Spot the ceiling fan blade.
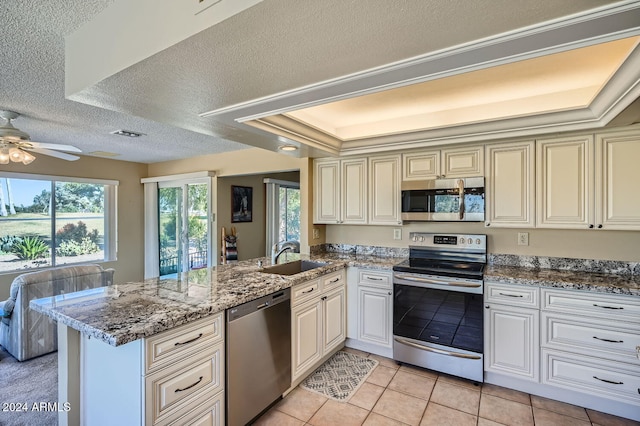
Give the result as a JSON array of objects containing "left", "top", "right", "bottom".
[
  {"left": 26, "top": 141, "right": 82, "bottom": 152},
  {"left": 29, "top": 148, "right": 80, "bottom": 161}
]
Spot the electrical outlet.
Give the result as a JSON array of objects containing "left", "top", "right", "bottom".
[
  {"left": 518, "top": 232, "right": 529, "bottom": 246},
  {"left": 393, "top": 228, "right": 402, "bottom": 240},
  {"left": 312, "top": 228, "right": 320, "bottom": 239}
]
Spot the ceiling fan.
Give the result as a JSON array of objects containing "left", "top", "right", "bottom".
[{"left": 0, "top": 110, "right": 82, "bottom": 164}]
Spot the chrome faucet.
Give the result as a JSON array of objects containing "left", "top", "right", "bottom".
[{"left": 271, "top": 240, "right": 299, "bottom": 264}]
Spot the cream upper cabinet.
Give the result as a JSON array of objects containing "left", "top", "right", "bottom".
[
  {"left": 369, "top": 154, "right": 402, "bottom": 225},
  {"left": 536, "top": 135, "right": 594, "bottom": 229},
  {"left": 485, "top": 141, "right": 535, "bottom": 228},
  {"left": 403, "top": 150, "right": 440, "bottom": 180},
  {"left": 313, "top": 159, "right": 341, "bottom": 224},
  {"left": 341, "top": 158, "right": 368, "bottom": 224},
  {"left": 595, "top": 129, "right": 640, "bottom": 230},
  {"left": 403, "top": 145, "right": 483, "bottom": 180},
  {"left": 313, "top": 158, "right": 367, "bottom": 224}
]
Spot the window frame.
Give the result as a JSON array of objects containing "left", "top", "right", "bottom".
[
  {"left": 264, "top": 178, "right": 300, "bottom": 255},
  {"left": 0, "top": 171, "right": 119, "bottom": 274}
]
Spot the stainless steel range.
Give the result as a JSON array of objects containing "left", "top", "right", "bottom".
[{"left": 393, "top": 232, "right": 486, "bottom": 382}]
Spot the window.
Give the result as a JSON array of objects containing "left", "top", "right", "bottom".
[{"left": 0, "top": 173, "right": 118, "bottom": 274}]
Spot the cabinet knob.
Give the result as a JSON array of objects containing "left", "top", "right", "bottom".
[
  {"left": 598, "top": 224, "right": 603, "bottom": 229},
  {"left": 485, "top": 305, "right": 490, "bottom": 309},
  {"left": 486, "top": 222, "right": 490, "bottom": 227},
  {"left": 388, "top": 292, "right": 392, "bottom": 296},
  {"left": 589, "top": 224, "right": 594, "bottom": 229}
]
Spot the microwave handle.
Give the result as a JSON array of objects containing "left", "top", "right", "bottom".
[{"left": 458, "top": 179, "right": 465, "bottom": 220}]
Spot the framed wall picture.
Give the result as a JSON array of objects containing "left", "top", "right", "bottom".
[{"left": 231, "top": 185, "right": 253, "bottom": 222}]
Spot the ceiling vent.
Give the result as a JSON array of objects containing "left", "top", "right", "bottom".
[{"left": 111, "top": 129, "right": 145, "bottom": 138}]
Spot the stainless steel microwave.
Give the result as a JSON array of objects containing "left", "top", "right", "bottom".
[{"left": 401, "top": 177, "right": 485, "bottom": 222}]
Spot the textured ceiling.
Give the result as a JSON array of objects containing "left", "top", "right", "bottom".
[
  {"left": 0, "top": 0, "right": 250, "bottom": 164},
  {"left": 0, "top": 0, "right": 629, "bottom": 164}
]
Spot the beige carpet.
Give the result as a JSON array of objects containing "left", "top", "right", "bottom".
[{"left": 0, "top": 346, "right": 58, "bottom": 426}]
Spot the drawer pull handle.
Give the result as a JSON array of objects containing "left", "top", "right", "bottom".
[
  {"left": 593, "top": 376, "right": 623, "bottom": 385},
  {"left": 368, "top": 277, "right": 384, "bottom": 281},
  {"left": 593, "top": 336, "right": 623, "bottom": 344},
  {"left": 329, "top": 277, "right": 340, "bottom": 283},
  {"left": 302, "top": 288, "right": 315, "bottom": 294},
  {"left": 498, "top": 292, "right": 523, "bottom": 298},
  {"left": 174, "top": 333, "right": 203, "bottom": 346},
  {"left": 175, "top": 376, "right": 204, "bottom": 393},
  {"left": 593, "top": 304, "right": 623, "bottom": 310}
]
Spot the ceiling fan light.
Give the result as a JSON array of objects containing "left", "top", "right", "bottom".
[
  {"left": 0, "top": 148, "right": 9, "bottom": 164},
  {"left": 9, "top": 147, "right": 24, "bottom": 162},
  {"left": 21, "top": 150, "right": 36, "bottom": 165}
]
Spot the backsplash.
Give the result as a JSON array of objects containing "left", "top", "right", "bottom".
[
  {"left": 489, "top": 254, "right": 640, "bottom": 276},
  {"left": 310, "top": 244, "right": 409, "bottom": 258}
]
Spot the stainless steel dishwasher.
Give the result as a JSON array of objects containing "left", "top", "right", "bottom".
[{"left": 226, "top": 288, "right": 291, "bottom": 426}]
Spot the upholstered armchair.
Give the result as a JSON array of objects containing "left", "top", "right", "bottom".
[{"left": 0, "top": 264, "right": 114, "bottom": 361}]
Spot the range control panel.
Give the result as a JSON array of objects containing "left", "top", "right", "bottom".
[{"left": 409, "top": 232, "right": 486, "bottom": 251}]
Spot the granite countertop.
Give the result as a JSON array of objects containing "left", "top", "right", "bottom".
[
  {"left": 485, "top": 264, "right": 640, "bottom": 297},
  {"left": 30, "top": 253, "right": 351, "bottom": 347}
]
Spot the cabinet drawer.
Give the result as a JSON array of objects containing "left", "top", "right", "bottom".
[
  {"left": 542, "top": 312, "right": 640, "bottom": 364},
  {"left": 161, "top": 389, "right": 224, "bottom": 426},
  {"left": 542, "top": 349, "right": 640, "bottom": 405},
  {"left": 146, "top": 343, "right": 224, "bottom": 425},
  {"left": 542, "top": 289, "right": 640, "bottom": 323},
  {"left": 485, "top": 282, "right": 539, "bottom": 308},
  {"left": 291, "top": 279, "right": 320, "bottom": 306},
  {"left": 358, "top": 269, "right": 392, "bottom": 289},
  {"left": 145, "top": 314, "right": 223, "bottom": 373},
  {"left": 322, "top": 270, "right": 345, "bottom": 292}
]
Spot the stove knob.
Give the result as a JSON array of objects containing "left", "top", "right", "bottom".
[
  {"left": 459, "top": 237, "right": 464, "bottom": 244},
  {"left": 476, "top": 238, "right": 481, "bottom": 245},
  {"left": 419, "top": 236, "right": 425, "bottom": 242},
  {"left": 467, "top": 238, "right": 472, "bottom": 244},
  {"left": 412, "top": 236, "right": 418, "bottom": 242}
]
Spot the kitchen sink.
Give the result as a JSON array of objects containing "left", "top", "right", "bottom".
[{"left": 260, "top": 260, "right": 328, "bottom": 276}]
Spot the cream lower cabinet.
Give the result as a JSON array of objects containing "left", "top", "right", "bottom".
[
  {"left": 291, "top": 270, "right": 346, "bottom": 383},
  {"left": 346, "top": 268, "right": 393, "bottom": 358},
  {"left": 81, "top": 313, "right": 225, "bottom": 426},
  {"left": 484, "top": 283, "right": 539, "bottom": 382}
]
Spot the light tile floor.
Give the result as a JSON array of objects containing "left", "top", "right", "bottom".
[{"left": 254, "top": 348, "right": 640, "bottom": 426}]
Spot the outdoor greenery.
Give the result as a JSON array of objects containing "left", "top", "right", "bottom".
[
  {"left": 56, "top": 221, "right": 100, "bottom": 246},
  {"left": 56, "top": 237, "right": 100, "bottom": 257},
  {"left": 10, "top": 236, "right": 49, "bottom": 261},
  {"left": 279, "top": 187, "right": 300, "bottom": 242}
]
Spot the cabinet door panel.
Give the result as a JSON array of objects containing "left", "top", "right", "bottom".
[
  {"left": 403, "top": 151, "right": 440, "bottom": 180},
  {"left": 358, "top": 287, "right": 391, "bottom": 347},
  {"left": 369, "top": 155, "right": 401, "bottom": 225},
  {"left": 323, "top": 288, "right": 346, "bottom": 353},
  {"left": 596, "top": 131, "right": 640, "bottom": 229},
  {"left": 314, "top": 160, "right": 340, "bottom": 223},
  {"left": 536, "top": 136, "right": 593, "bottom": 228},
  {"left": 442, "top": 146, "right": 483, "bottom": 177},
  {"left": 292, "top": 300, "right": 322, "bottom": 379},
  {"left": 342, "top": 159, "right": 367, "bottom": 224},
  {"left": 485, "top": 141, "right": 534, "bottom": 227},
  {"left": 485, "top": 304, "right": 539, "bottom": 381}
]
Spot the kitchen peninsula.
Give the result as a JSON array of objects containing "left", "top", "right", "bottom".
[{"left": 30, "top": 254, "right": 354, "bottom": 426}]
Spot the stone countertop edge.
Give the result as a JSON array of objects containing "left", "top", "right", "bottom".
[
  {"left": 30, "top": 254, "right": 352, "bottom": 347},
  {"left": 485, "top": 264, "right": 640, "bottom": 297}
]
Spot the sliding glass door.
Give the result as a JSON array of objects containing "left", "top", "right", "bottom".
[{"left": 158, "top": 182, "right": 209, "bottom": 277}]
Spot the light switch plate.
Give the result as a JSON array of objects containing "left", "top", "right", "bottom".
[
  {"left": 312, "top": 228, "right": 320, "bottom": 239},
  {"left": 393, "top": 228, "right": 402, "bottom": 240}
]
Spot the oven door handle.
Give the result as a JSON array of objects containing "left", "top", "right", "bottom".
[
  {"left": 394, "top": 273, "right": 481, "bottom": 288},
  {"left": 394, "top": 337, "right": 481, "bottom": 360}
]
